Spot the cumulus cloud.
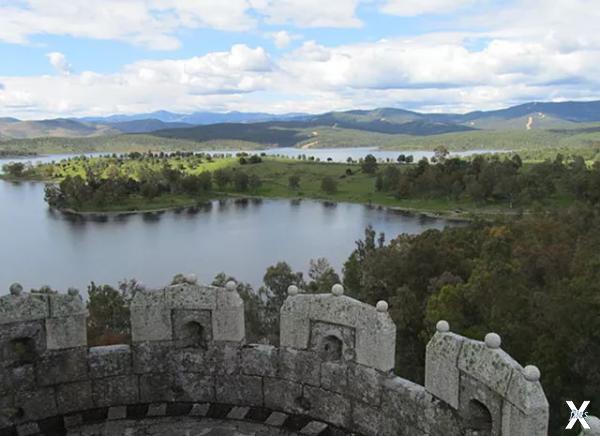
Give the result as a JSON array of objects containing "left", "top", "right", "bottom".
[
  {"left": 253, "top": 0, "right": 362, "bottom": 28},
  {"left": 1, "top": 0, "right": 599, "bottom": 118},
  {"left": 267, "top": 31, "right": 298, "bottom": 49},
  {"left": 0, "top": 0, "right": 361, "bottom": 49},
  {"left": 380, "top": 0, "right": 476, "bottom": 16},
  {"left": 46, "top": 52, "right": 72, "bottom": 75},
  {"left": 0, "top": 0, "right": 256, "bottom": 50}
]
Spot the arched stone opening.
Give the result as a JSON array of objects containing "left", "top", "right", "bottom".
[
  {"left": 319, "top": 335, "right": 343, "bottom": 361},
  {"left": 180, "top": 321, "right": 207, "bottom": 349},
  {"left": 465, "top": 399, "right": 492, "bottom": 436},
  {"left": 7, "top": 337, "right": 36, "bottom": 366}
]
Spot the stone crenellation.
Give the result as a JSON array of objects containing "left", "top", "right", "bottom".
[{"left": 0, "top": 281, "right": 552, "bottom": 436}]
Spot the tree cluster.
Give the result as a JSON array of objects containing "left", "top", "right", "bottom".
[{"left": 342, "top": 206, "right": 600, "bottom": 433}]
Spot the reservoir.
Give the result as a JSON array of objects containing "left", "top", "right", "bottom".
[{"left": 0, "top": 150, "right": 470, "bottom": 294}]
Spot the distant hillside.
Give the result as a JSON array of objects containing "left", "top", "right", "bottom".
[
  {"left": 151, "top": 122, "right": 311, "bottom": 147},
  {"left": 4, "top": 100, "right": 600, "bottom": 142},
  {"left": 82, "top": 110, "right": 307, "bottom": 125},
  {"left": 0, "top": 118, "right": 118, "bottom": 140},
  {"left": 107, "top": 119, "right": 195, "bottom": 133}
]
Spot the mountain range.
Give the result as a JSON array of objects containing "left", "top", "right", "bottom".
[{"left": 2, "top": 100, "right": 600, "bottom": 146}]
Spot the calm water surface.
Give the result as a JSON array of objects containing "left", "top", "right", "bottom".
[{"left": 0, "top": 150, "right": 468, "bottom": 294}]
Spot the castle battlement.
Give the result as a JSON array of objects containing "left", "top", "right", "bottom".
[{"left": 0, "top": 281, "right": 550, "bottom": 436}]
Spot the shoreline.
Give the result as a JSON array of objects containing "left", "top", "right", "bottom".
[{"left": 54, "top": 194, "right": 480, "bottom": 222}]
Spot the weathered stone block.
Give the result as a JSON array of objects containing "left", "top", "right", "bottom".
[
  {"left": 130, "top": 292, "right": 172, "bottom": 343},
  {"left": 212, "top": 309, "right": 245, "bottom": 342},
  {"left": 457, "top": 340, "right": 518, "bottom": 397},
  {"left": 16, "top": 422, "right": 39, "bottom": 436},
  {"left": 0, "top": 294, "right": 48, "bottom": 324},
  {"left": 347, "top": 364, "right": 382, "bottom": 405},
  {"left": 171, "top": 309, "right": 212, "bottom": 348},
  {"left": 352, "top": 401, "right": 382, "bottom": 436},
  {"left": 320, "top": 361, "right": 347, "bottom": 394},
  {"left": 0, "top": 365, "right": 36, "bottom": 395},
  {"left": 0, "top": 320, "right": 46, "bottom": 365},
  {"left": 15, "top": 388, "right": 57, "bottom": 421},
  {"left": 501, "top": 401, "right": 549, "bottom": 436},
  {"left": 92, "top": 375, "right": 139, "bottom": 407},
  {"left": 56, "top": 381, "right": 93, "bottom": 414},
  {"left": 215, "top": 375, "right": 262, "bottom": 407},
  {"left": 302, "top": 386, "right": 351, "bottom": 428},
  {"left": 139, "top": 373, "right": 174, "bottom": 403},
  {"left": 173, "top": 373, "right": 215, "bottom": 403},
  {"left": 279, "top": 293, "right": 396, "bottom": 372},
  {"left": 381, "top": 376, "right": 461, "bottom": 436},
  {"left": 45, "top": 315, "right": 87, "bottom": 350},
  {"left": 501, "top": 367, "right": 549, "bottom": 435},
  {"left": 132, "top": 342, "right": 172, "bottom": 374},
  {"left": 278, "top": 348, "right": 320, "bottom": 386},
  {"left": 88, "top": 345, "right": 132, "bottom": 379},
  {"left": 425, "top": 331, "right": 464, "bottom": 409},
  {"left": 36, "top": 348, "right": 88, "bottom": 386},
  {"left": 458, "top": 372, "right": 502, "bottom": 436},
  {"left": 263, "top": 377, "right": 303, "bottom": 415},
  {"left": 139, "top": 373, "right": 214, "bottom": 403},
  {"left": 47, "top": 293, "right": 86, "bottom": 318},
  {"left": 0, "top": 394, "right": 16, "bottom": 429},
  {"left": 168, "top": 347, "right": 209, "bottom": 374},
  {"left": 241, "top": 344, "right": 278, "bottom": 377},
  {"left": 204, "top": 343, "right": 241, "bottom": 375}
]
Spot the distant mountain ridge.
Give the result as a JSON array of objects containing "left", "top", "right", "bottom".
[
  {"left": 81, "top": 110, "right": 308, "bottom": 125},
  {"left": 2, "top": 100, "right": 600, "bottom": 142}
]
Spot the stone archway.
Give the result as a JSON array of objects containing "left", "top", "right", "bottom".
[{"left": 465, "top": 399, "right": 493, "bottom": 436}]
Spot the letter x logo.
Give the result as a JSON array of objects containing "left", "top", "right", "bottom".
[{"left": 566, "top": 401, "right": 590, "bottom": 430}]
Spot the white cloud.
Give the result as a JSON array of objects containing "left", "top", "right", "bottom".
[
  {"left": 267, "top": 30, "right": 299, "bottom": 49},
  {"left": 2, "top": 0, "right": 600, "bottom": 118},
  {"left": 252, "top": 0, "right": 362, "bottom": 28},
  {"left": 0, "top": 0, "right": 256, "bottom": 50},
  {"left": 380, "top": 0, "right": 476, "bottom": 16},
  {"left": 0, "top": 0, "right": 361, "bottom": 49},
  {"left": 46, "top": 52, "right": 72, "bottom": 75}
]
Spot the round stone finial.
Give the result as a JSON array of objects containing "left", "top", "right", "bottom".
[
  {"left": 436, "top": 320, "right": 450, "bottom": 333},
  {"left": 523, "top": 365, "right": 541, "bottom": 382},
  {"left": 67, "top": 288, "right": 80, "bottom": 297},
  {"left": 376, "top": 300, "right": 388, "bottom": 312},
  {"left": 287, "top": 285, "right": 299, "bottom": 296},
  {"left": 186, "top": 273, "right": 198, "bottom": 284},
  {"left": 485, "top": 332, "right": 502, "bottom": 349},
  {"left": 331, "top": 283, "right": 344, "bottom": 296},
  {"left": 9, "top": 282, "right": 23, "bottom": 296},
  {"left": 225, "top": 281, "right": 237, "bottom": 291}
]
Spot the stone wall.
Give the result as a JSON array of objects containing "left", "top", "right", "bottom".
[{"left": 0, "top": 281, "right": 549, "bottom": 436}]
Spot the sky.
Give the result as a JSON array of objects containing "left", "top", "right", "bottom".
[{"left": 0, "top": 0, "right": 599, "bottom": 119}]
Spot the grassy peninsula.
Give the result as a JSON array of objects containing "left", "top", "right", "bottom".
[{"left": 3, "top": 151, "right": 598, "bottom": 217}]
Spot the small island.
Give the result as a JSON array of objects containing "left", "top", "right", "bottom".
[{"left": 2, "top": 150, "right": 597, "bottom": 217}]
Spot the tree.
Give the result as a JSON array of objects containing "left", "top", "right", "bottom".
[
  {"left": 249, "top": 174, "right": 262, "bottom": 191},
  {"left": 375, "top": 173, "right": 384, "bottom": 191},
  {"left": 213, "top": 169, "right": 231, "bottom": 189},
  {"left": 321, "top": 176, "right": 337, "bottom": 194},
  {"left": 306, "top": 258, "right": 340, "bottom": 293},
  {"left": 3, "top": 162, "right": 25, "bottom": 177},
  {"left": 361, "top": 154, "right": 378, "bottom": 174},
  {"left": 234, "top": 171, "right": 249, "bottom": 191},
  {"left": 433, "top": 145, "right": 450, "bottom": 162},
  {"left": 288, "top": 174, "right": 300, "bottom": 189}
]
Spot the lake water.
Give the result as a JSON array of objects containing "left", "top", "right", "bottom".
[
  {"left": 1, "top": 146, "right": 499, "bottom": 165},
  {"left": 0, "top": 149, "right": 470, "bottom": 295}
]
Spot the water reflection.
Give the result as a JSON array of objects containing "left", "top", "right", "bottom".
[{"left": 0, "top": 173, "right": 465, "bottom": 295}]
